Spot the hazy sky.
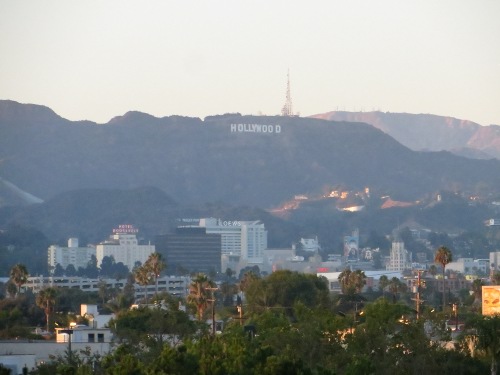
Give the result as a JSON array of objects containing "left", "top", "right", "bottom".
[{"left": 1, "top": 1, "right": 499, "bottom": 125}]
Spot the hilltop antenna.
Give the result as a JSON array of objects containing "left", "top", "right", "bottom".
[{"left": 281, "top": 69, "right": 294, "bottom": 117}]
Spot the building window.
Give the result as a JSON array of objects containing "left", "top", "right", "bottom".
[
  {"left": 98, "top": 333, "right": 104, "bottom": 343},
  {"left": 88, "top": 333, "right": 95, "bottom": 342}
]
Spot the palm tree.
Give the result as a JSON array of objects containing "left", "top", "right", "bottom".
[
  {"left": 134, "top": 266, "right": 152, "bottom": 304},
  {"left": 388, "top": 277, "right": 406, "bottom": 303},
  {"left": 435, "top": 246, "right": 452, "bottom": 311},
  {"left": 36, "top": 287, "right": 58, "bottom": 332},
  {"left": 219, "top": 281, "right": 238, "bottom": 306},
  {"left": 187, "top": 273, "right": 215, "bottom": 321},
  {"left": 338, "top": 268, "right": 366, "bottom": 295},
  {"left": 144, "top": 252, "right": 166, "bottom": 297},
  {"left": 9, "top": 263, "right": 29, "bottom": 296},
  {"left": 378, "top": 275, "right": 390, "bottom": 298}
]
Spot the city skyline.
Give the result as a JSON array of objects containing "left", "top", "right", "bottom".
[{"left": 1, "top": 1, "right": 499, "bottom": 126}]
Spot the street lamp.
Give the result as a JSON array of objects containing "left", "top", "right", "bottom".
[
  {"left": 452, "top": 303, "right": 458, "bottom": 331},
  {"left": 60, "top": 327, "right": 74, "bottom": 364}
]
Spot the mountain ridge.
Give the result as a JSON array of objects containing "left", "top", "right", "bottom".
[
  {"left": 310, "top": 110, "right": 500, "bottom": 159},
  {"left": 2, "top": 100, "right": 500, "bottom": 208}
]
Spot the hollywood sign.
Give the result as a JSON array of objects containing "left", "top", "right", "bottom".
[{"left": 230, "top": 123, "right": 282, "bottom": 134}]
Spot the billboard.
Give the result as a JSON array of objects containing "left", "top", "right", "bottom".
[
  {"left": 482, "top": 285, "right": 500, "bottom": 315},
  {"left": 343, "top": 230, "right": 359, "bottom": 259}
]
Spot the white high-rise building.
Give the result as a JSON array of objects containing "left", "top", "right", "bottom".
[
  {"left": 48, "top": 238, "right": 96, "bottom": 272},
  {"left": 386, "top": 241, "right": 411, "bottom": 272},
  {"left": 198, "top": 218, "right": 267, "bottom": 263},
  {"left": 95, "top": 225, "right": 155, "bottom": 271}
]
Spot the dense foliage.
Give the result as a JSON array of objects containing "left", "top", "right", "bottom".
[{"left": 2, "top": 268, "right": 499, "bottom": 374}]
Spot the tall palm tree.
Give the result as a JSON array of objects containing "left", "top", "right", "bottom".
[
  {"left": 144, "top": 252, "right": 166, "bottom": 297},
  {"left": 36, "top": 287, "right": 58, "bottom": 332},
  {"left": 9, "top": 263, "right": 29, "bottom": 296},
  {"left": 134, "top": 266, "right": 152, "bottom": 304},
  {"left": 435, "top": 246, "right": 452, "bottom": 311},
  {"left": 187, "top": 273, "right": 215, "bottom": 321}
]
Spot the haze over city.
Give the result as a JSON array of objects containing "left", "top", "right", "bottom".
[{"left": 1, "top": 0, "right": 499, "bottom": 125}]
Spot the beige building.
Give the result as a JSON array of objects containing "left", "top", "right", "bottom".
[
  {"left": 95, "top": 225, "right": 155, "bottom": 271},
  {"left": 386, "top": 242, "right": 411, "bottom": 272}
]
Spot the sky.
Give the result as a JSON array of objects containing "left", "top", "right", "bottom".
[{"left": 1, "top": 0, "right": 499, "bottom": 125}]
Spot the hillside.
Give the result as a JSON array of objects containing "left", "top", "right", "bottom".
[
  {"left": 310, "top": 111, "right": 500, "bottom": 159},
  {"left": 2, "top": 100, "right": 500, "bottom": 208}
]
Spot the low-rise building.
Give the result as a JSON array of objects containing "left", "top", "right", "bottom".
[
  {"left": 446, "top": 258, "right": 489, "bottom": 275},
  {"left": 23, "top": 275, "right": 191, "bottom": 299}
]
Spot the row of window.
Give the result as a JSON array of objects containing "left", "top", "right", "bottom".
[{"left": 88, "top": 333, "right": 105, "bottom": 343}]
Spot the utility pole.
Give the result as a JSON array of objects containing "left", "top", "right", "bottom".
[
  {"left": 60, "top": 327, "right": 74, "bottom": 364},
  {"left": 206, "top": 287, "right": 218, "bottom": 335},
  {"left": 452, "top": 303, "right": 458, "bottom": 331},
  {"left": 237, "top": 304, "right": 243, "bottom": 325},
  {"left": 411, "top": 270, "right": 425, "bottom": 320}
]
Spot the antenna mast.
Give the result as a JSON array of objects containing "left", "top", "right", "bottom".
[{"left": 281, "top": 69, "right": 294, "bottom": 117}]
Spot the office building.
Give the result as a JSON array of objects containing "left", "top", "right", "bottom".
[
  {"left": 199, "top": 218, "right": 267, "bottom": 263},
  {"left": 155, "top": 227, "right": 221, "bottom": 274}
]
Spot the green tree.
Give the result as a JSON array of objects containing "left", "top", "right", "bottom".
[
  {"left": 36, "top": 287, "right": 58, "bottom": 332},
  {"left": 134, "top": 265, "right": 152, "bottom": 304},
  {"left": 492, "top": 272, "right": 500, "bottom": 285},
  {"left": 243, "top": 271, "right": 330, "bottom": 319},
  {"left": 239, "top": 270, "right": 260, "bottom": 293},
  {"left": 100, "top": 344, "right": 145, "bottom": 375},
  {"left": 9, "top": 263, "right": 29, "bottom": 296},
  {"left": 6, "top": 281, "right": 17, "bottom": 298},
  {"left": 187, "top": 273, "right": 215, "bottom": 321},
  {"left": 378, "top": 275, "right": 390, "bottom": 298},
  {"left": 144, "top": 252, "right": 166, "bottom": 297},
  {"left": 388, "top": 276, "right": 407, "bottom": 303},
  {"left": 472, "top": 279, "right": 485, "bottom": 305},
  {"left": 219, "top": 281, "right": 238, "bottom": 306},
  {"left": 64, "top": 264, "right": 76, "bottom": 276},
  {"left": 148, "top": 344, "right": 199, "bottom": 374},
  {"left": 435, "top": 246, "right": 453, "bottom": 311},
  {"left": 110, "top": 296, "right": 196, "bottom": 348},
  {"left": 97, "top": 279, "right": 111, "bottom": 305},
  {"left": 338, "top": 268, "right": 366, "bottom": 295},
  {"left": 468, "top": 314, "right": 500, "bottom": 375}
]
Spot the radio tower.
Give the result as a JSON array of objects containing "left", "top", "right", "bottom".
[{"left": 281, "top": 70, "right": 294, "bottom": 117}]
